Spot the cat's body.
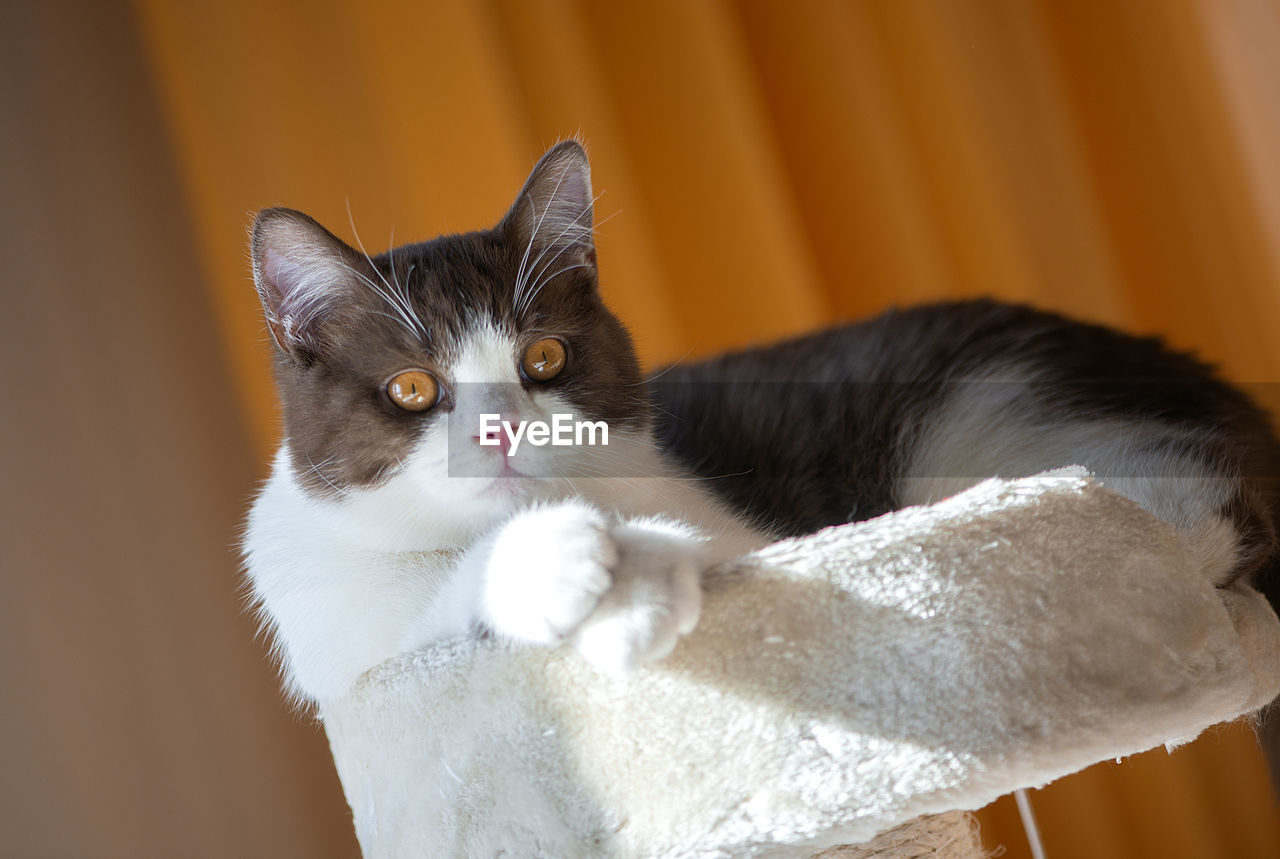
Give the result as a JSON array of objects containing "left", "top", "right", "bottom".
[
  {"left": 654, "top": 299, "right": 1280, "bottom": 590},
  {"left": 244, "top": 143, "right": 1280, "bottom": 777}
]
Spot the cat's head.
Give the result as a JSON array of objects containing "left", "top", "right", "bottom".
[{"left": 251, "top": 142, "right": 649, "bottom": 541}]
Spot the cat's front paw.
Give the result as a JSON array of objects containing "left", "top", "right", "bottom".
[
  {"left": 571, "top": 520, "right": 704, "bottom": 674},
  {"left": 481, "top": 505, "right": 706, "bottom": 673},
  {"left": 482, "top": 502, "right": 617, "bottom": 645}
]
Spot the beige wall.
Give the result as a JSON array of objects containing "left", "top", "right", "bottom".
[
  {"left": 3, "top": 0, "right": 1279, "bottom": 855},
  {"left": 0, "top": 3, "right": 356, "bottom": 856}
]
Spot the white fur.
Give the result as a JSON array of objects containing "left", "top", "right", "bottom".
[
  {"left": 243, "top": 325, "right": 767, "bottom": 706},
  {"left": 482, "top": 501, "right": 618, "bottom": 645}
]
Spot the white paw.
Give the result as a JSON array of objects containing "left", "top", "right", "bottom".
[
  {"left": 481, "top": 505, "right": 706, "bottom": 673},
  {"left": 571, "top": 521, "right": 704, "bottom": 674},
  {"left": 482, "top": 503, "right": 617, "bottom": 644}
]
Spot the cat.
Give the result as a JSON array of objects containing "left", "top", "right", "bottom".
[
  {"left": 244, "top": 142, "right": 768, "bottom": 707},
  {"left": 243, "top": 142, "right": 1280, "bottom": 777}
]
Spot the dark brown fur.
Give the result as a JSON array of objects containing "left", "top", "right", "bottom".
[{"left": 251, "top": 143, "right": 646, "bottom": 498}]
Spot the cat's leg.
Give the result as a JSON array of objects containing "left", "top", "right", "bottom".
[
  {"left": 480, "top": 501, "right": 620, "bottom": 647},
  {"left": 569, "top": 516, "right": 707, "bottom": 673},
  {"left": 480, "top": 500, "right": 708, "bottom": 673}
]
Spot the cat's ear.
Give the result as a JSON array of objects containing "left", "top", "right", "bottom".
[
  {"left": 250, "top": 208, "right": 364, "bottom": 360},
  {"left": 503, "top": 141, "right": 597, "bottom": 273}
]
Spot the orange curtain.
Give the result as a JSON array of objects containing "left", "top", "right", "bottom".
[{"left": 132, "top": 1, "right": 1280, "bottom": 855}]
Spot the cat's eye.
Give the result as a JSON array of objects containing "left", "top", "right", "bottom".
[
  {"left": 386, "top": 370, "right": 439, "bottom": 412},
  {"left": 521, "top": 337, "right": 567, "bottom": 382}
]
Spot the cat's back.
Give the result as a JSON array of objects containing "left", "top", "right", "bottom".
[
  {"left": 652, "top": 299, "right": 1279, "bottom": 537},
  {"left": 660, "top": 299, "right": 1240, "bottom": 390},
  {"left": 650, "top": 300, "right": 1040, "bottom": 534}
]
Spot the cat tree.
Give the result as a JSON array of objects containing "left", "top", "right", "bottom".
[{"left": 321, "top": 471, "right": 1280, "bottom": 857}]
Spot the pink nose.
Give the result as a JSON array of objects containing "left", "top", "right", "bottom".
[{"left": 475, "top": 424, "right": 511, "bottom": 456}]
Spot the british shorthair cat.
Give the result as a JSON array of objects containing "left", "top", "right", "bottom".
[{"left": 244, "top": 143, "right": 1280, "bottom": 782}]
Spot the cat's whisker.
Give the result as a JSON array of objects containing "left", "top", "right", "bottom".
[
  {"left": 403, "top": 264, "right": 416, "bottom": 296},
  {"left": 388, "top": 232, "right": 411, "bottom": 305},
  {"left": 303, "top": 453, "right": 350, "bottom": 498},
  {"left": 515, "top": 190, "right": 602, "bottom": 318},
  {"left": 334, "top": 256, "right": 425, "bottom": 341},
  {"left": 522, "top": 189, "right": 600, "bottom": 277},
  {"left": 346, "top": 202, "right": 429, "bottom": 341},
  {"left": 365, "top": 309, "right": 417, "bottom": 330},
  {"left": 335, "top": 261, "right": 422, "bottom": 340},
  {"left": 517, "top": 194, "right": 600, "bottom": 301},
  {"left": 630, "top": 399, "right": 681, "bottom": 425},
  {"left": 514, "top": 165, "right": 574, "bottom": 314},
  {"left": 513, "top": 209, "right": 540, "bottom": 314},
  {"left": 521, "top": 263, "right": 592, "bottom": 316},
  {"left": 523, "top": 217, "right": 592, "bottom": 283},
  {"left": 558, "top": 470, "right": 681, "bottom": 513},
  {"left": 636, "top": 350, "right": 697, "bottom": 386},
  {"left": 345, "top": 200, "right": 399, "bottom": 296},
  {"left": 542, "top": 448, "right": 669, "bottom": 483},
  {"left": 518, "top": 221, "right": 596, "bottom": 317},
  {"left": 398, "top": 263, "right": 424, "bottom": 339}
]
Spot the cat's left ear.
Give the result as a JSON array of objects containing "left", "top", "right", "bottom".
[
  {"left": 503, "top": 140, "right": 597, "bottom": 275},
  {"left": 249, "top": 208, "right": 368, "bottom": 361}
]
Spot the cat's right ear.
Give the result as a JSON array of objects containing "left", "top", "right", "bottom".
[
  {"left": 502, "top": 141, "right": 597, "bottom": 274},
  {"left": 250, "top": 208, "right": 362, "bottom": 361}
]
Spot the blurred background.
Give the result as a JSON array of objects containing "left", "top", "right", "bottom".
[{"left": 4, "top": 0, "right": 1280, "bottom": 855}]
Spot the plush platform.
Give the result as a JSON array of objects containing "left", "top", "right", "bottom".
[{"left": 322, "top": 471, "right": 1280, "bottom": 857}]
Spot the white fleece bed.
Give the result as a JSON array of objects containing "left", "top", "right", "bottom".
[{"left": 321, "top": 471, "right": 1280, "bottom": 858}]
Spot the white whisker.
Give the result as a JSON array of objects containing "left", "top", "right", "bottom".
[
  {"left": 335, "top": 261, "right": 421, "bottom": 339},
  {"left": 345, "top": 201, "right": 429, "bottom": 341},
  {"left": 520, "top": 264, "right": 592, "bottom": 315},
  {"left": 516, "top": 192, "right": 602, "bottom": 318},
  {"left": 512, "top": 163, "right": 604, "bottom": 318},
  {"left": 638, "top": 348, "right": 696, "bottom": 386},
  {"left": 513, "top": 166, "right": 572, "bottom": 315},
  {"left": 304, "top": 452, "right": 350, "bottom": 498}
]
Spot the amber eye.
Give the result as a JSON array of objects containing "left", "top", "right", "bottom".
[
  {"left": 386, "top": 370, "right": 438, "bottom": 412},
  {"left": 521, "top": 337, "right": 567, "bottom": 382}
]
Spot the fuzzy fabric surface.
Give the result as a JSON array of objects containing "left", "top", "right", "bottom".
[{"left": 321, "top": 472, "right": 1280, "bottom": 858}]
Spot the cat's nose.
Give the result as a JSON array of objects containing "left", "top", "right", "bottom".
[{"left": 475, "top": 424, "right": 512, "bottom": 456}]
